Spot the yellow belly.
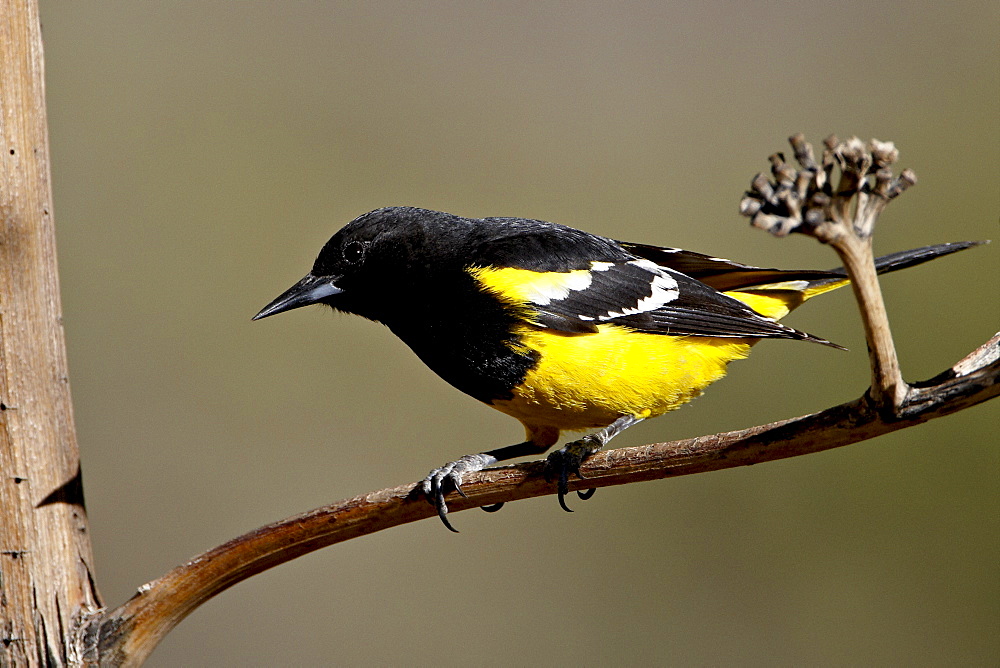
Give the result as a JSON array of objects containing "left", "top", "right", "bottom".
[{"left": 491, "top": 323, "right": 752, "bottom": 432}]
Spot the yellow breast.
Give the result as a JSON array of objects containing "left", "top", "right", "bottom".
[{"left": 491, "top": 323, "right": 752, "bottom": 432}]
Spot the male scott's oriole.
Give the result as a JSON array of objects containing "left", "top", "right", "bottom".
[{"left": 254, "top": 206, "right": 975, "bottom": 531}]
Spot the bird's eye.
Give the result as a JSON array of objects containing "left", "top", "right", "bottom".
[{"left": 342, "top": 241, "right": 367, "bottom": 264}]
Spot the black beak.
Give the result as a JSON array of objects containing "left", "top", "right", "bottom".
[{"left": 253, "top": 274, "right": 344, "bottom": 321}]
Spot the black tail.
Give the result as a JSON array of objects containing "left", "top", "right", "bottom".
[{"left": 833, "top": 241, "right": 986, "bottom": 277}]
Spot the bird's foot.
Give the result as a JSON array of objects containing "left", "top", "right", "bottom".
[
  {"left": 422, "top": 453, "right": 497, "bottom": 532},
  {"left": 545, "top": 435, "right": 601, "bottom": 513}
]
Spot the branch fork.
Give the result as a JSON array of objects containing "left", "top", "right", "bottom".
[{"left": 739, "top": 133, "right": 917, "bottom": 409}]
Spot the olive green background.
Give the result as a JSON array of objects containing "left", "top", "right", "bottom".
[{"left": 40, "top": 2, "right": 997, "bottom": 666}]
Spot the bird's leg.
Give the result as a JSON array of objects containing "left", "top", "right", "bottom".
[
  {"left": 422, "top": 436, "right": 554, "bottom": 532},
  {"left": 545, "top": 414, "right": 644, "bottom": 512}
]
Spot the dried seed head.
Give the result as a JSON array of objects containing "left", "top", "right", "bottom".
[{"left": 738, "top": 133, "right": 916, "bottom": 241}]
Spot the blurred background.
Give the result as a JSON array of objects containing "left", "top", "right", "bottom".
[{"left": 40, "top": 1, "right": 997, "bottom": 666}]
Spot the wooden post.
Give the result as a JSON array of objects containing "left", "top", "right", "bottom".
[{"left": 0, "top": 1, "right": 101, "bottom": 665}]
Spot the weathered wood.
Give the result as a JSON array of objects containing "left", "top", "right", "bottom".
[{"left": 0, "top": 2, "right": 101, "bottom": 665}]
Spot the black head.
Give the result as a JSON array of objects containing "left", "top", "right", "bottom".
[{"left": 252, "top": 207, "right": 475, "bottom": 323}]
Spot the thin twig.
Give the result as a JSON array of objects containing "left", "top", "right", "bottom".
[{"left": 832, "top": 234, "right": 906, "bottom": 407}]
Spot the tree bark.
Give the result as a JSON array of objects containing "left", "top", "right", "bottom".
[{"left": 0, "top": 2, "right": 101, "bottom": 665}]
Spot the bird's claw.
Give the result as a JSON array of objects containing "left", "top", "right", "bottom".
[
  {"left": 545, "top": 439, "right": 598, "bottom": 513},
  {"left": 421, "top": 453, "right": 497, "bottom": 532}
]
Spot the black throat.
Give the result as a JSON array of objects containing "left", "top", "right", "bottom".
[{"left": 379, "top": 277, "right": 537, "bottom": 405}]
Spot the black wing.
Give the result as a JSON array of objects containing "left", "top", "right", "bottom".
[
  {"left": 525, "top": 258, "right": 838, "bottom": 346},
  {"left": 468, "top": 223, "right": 840, "bottom": 346}
]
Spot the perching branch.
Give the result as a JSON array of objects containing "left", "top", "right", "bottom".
[
  {"left": 80, "top": 134, "right": 998, "bottom": 666},
  {"left": 83, "top": 332, "right": 1000, "bottom": 665}
]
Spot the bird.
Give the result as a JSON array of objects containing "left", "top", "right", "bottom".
[{"left": 253, "top": 206, "right": 976, "bottom": 531}]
